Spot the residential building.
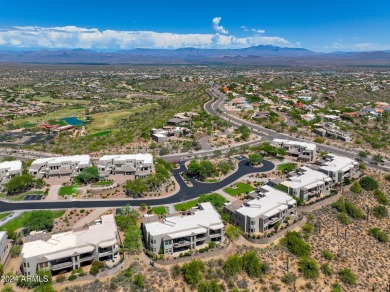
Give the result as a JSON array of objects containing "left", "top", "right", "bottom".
[
  {"left": 272, "top": 139, "right": 317, "bottom": 161},
  {"left": 281, "top": 166, "right": 333, "bottom": 201},
  {"left": 143, "top": 203, "right": 224, "bottom": 255},
  {"left": 28, "top": 155, "right": 91, "bottom": 179},
  {"left": 167, "top": 117, "right": 191, "bottom": 126},
  {"left": 0, "top": 231, "right": 8, "bottom": 263},
  {"left": 315, "top": 154, "right": 359, "bottom": 183},
  {"left": 97, "top": 154, "right": 153, "bottom": 178},
  {"left": 21, "top": 214, "right": 119, "bottom": 275},
  {"left": 224, "top": 185, "right": 296, "bottom": 233},
  {"left": 0, "top": 160, "right": 22, "bottom": 185},
  {"left": 314, "top": 127, "right": 352, "bottom": 142}
]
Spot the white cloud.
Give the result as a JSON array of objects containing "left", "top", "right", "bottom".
[
  {"left": 212, "top": 17, "right": 228, "bottom": 34},
  {"left": 251, "top": 28, "right": 265, "bottom": 34},
  {"left": 328, "top": 42, "right": 389, "bottom": 51},
  {"left": 0, "top": 25, "right": 291, "bottom": 50}
]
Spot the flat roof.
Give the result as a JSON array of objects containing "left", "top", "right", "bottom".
[
  {"left": 99, "top": 154, "right": 153, "bottom": 164},
  {"left": 22, "top": 214, "right": 117, "bottom": 259},
  {"left": 0, "top": 160, "right": 22, "bottom": 172},
  {"left": 273, "top": 139, "right": 316, "bottom": 151},
  {"left": 144, "top": 202, "right": 222, "bottom": 237},
  {"left": 281, "top": 166, "right": 332, "bottom": 189},
  {"left": 319, "top": 154, "right": 358, "bottom": 172},
  {"left": 31, "top": 155, "right": 91, "bottom": 166},
  {"left": 234, "top": 185, "right": 296, "bottom": 218}
]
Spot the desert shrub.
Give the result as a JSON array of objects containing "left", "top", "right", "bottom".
[
  {"left": 182, "top": 260, "right": 205, "bottom": 285},
  {"left": 171, "top": 264, "right": 181, "bottom": 279},
  {"left": 368, "top": 227, "right": 389, "bottom": 242},
  {"left": 372, "top": 205, "right": 388, "bottom": 219},
  {"left": 298, "top": 257, "right": 319, "bottom": 279},
  {"left": 198, "top": 280, "right": 221, "bottom": 292},
  {"left": 280, "top": 231, "right": 310, "bottom": 258},
  {"left": 322, "top": 263, "right": 333, "bottom": 276},
  {"left": 331, "top": 282, "right": 343, "bottom": 292},
  {"left": 337, "top": 213, "right": 350, "bottom": 225},
  {"left": 373, "top": 189, "right": 389, "bottom": 205},
  {"left": 223, "top": 254, "right": 242, "bottom": 278},
  {"left": 339, "top": 268, "right": 357, "bottom": 285},
  {"left": 350, "top": 182, "right": 362, "bottom": 194},
  {"left": 359, "top": 176, "right": 378, "bottom": 191},
  {"left": 322, "top": 249, "right": 334, "bottom": 261},
  {"left": 67, "top": 275, "right": 77, "bottom": 281},
  {"left": 303, "top": 222, "right": 314, "bottom": 234},
  {"left": 133, "top": 273, "right": 145, "bottom": 288},
  {"left": 281, "top": 272, "right": 296, "bottom": 284}
]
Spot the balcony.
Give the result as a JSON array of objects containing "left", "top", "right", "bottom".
[
  {"left": 209, "top": 233, "right": 222, "bottom": 238},
  {"left": 173, "top": 240, "right": 191, "bottom": 247},
  {"left": 196, "top": 235, "right": 207, "bottom": 241},
  {"left": 268, "top": 217, "right": 280, "bottom": 225},
  {"left": 79, "top": 253, "right": 96, "bottom": 262},
  {"left": 50, "top": 261, "right": 73, "bottom": 271}
]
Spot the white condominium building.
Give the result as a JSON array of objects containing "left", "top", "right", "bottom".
[
  {"left": 316, "top": 154, "right": 359, "bottom": 183},
  {"left": 0, "top": 160, "right": 22, "bottom": 185},
  {"left": 272, "top": 139, "right": 317, "bottom": 161},
  {"left": 224, "top": 185, "right": 297, "bottom": 233},
  {"left": 21, "top": 214, "right": 119, "bottom": 275},
  {"left": 28, "top": 155, "right": 91, "bottom": 178},
  {"left": 143, "top": 203, "right": 224, "bottom": 255},
  {"left": 97, "top": 154, "right": 153, "bottom": 178},
  {"left": 281, "top": 166, "right": 333, "bottom": 201}
]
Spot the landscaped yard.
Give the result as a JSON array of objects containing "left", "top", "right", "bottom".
[
  {"left": 87, "top": 104, "right": 158, "bottom": 133},
  {"left": 0, "top": 212, "right": 11, "bottom": 221},
  {"left": 91, "top": 181, "right": 113, "bottom": 187},
  {"left": 224, "top": 182, "right": 254, "bottom": 196},
  {"left": 59, "top": 186, "right": 78, "bottom": 196},
  {"left": 152, "top": 206, "right": 167, "bottom": 215},
  {"left": 0, "top": 210, "right": 65, "bottom": 234},
  {"left": 174, "top": 199, "right": 200, "bottom": 211},
  {"left": 0, "top": 190, "right": 45, "bottom": 201},
  {"left": 277, "top": 162, "right": 297, "bottom": 174}
]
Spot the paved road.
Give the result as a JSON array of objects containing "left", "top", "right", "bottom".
[
  {"left": 205, "top": 87, "right": 390, "bottom": 172},
  {"left": 0, "top": 159, "right": 275, "bottom": 212}
]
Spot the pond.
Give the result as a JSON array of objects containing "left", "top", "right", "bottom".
[{"left": 61, "top": 116, "right": 84, "bottom": 125}]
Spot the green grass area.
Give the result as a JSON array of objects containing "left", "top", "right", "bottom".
[
  {"left": 174, "top": 199, "right": 200, "bottom": 211},
  {"left": 152, "top": 206, "right": 167, "bottom": 215},
  {"left": 0, "top": 212, "right": 11, "bottom": 221},
  {"left": 13, "top": 107, "right": 86, "bottom": 126},
  {"left": 205, "top": 179, "right": 219, "bottom": 183},
  {"left": 21, "top": 122, "right": 37, "bottom": 128},
  {"left": 59, "top": 186, "right": 77, "bottom": 196},
  {"left": 224, "top": 182, "right": 254, "bottom": 196},
  {"left": 87, "top": 104, "right": 158, "bottom": 133},
  {"left": 277, "top": 163, "right": 297, "bottom": 173},
  {"left": 91, "top": 181, "right": 113, "bottom": 186},
  {"left": 0, "top": 210, "right": 65, "bottom": 234},
  {"left": 88, "top": 130, "right": 112, "bottom": 137}
]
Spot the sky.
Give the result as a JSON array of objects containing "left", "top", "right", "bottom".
[{"left": 0, "top": 0, "right": 389, "bottom": 52}]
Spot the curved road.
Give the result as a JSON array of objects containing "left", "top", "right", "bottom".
[
  {"left": 0, "top": 159, "right": 275, "bottom": 212},
  {"left": 205, "top": 87, "right": 390, "bottom": 172}
]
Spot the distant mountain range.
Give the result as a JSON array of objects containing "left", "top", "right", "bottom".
[{"left": 0, "top": 45, "right": 390, "bottom": 66}]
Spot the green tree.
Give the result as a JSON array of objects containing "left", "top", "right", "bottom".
[
  {"left": 358, "top": 150, "right": 368, "bottom": 160},
  {"left": 5, "top": 173, "right": 35, "bottom": 195},
  {"left": 298, "top": 257, "right": 319, "bottom": 279},
  {"left": 242, "top": 251, "right": 262, "bottom": 278},
  {"left": 225, "top": 225, "right": 242, "bottom": 241},
  {"left": 182, "top": 260, "right": 205, "bottom": 285},
  {"left": 123, "top": 225, "right": 142, "bottom": 253},
  {"left": 223, "top": 254, "right": 242, "bottom": 277},
  {"left": 24, "top": 211, "right": 54, "bottom": 232},
  {"left": 74, "top": 166, "right": 99, "bottom": 184},
  {"left": 115, "top": 209, "right": 139, "bottom": 231},
  {"left": 359, "top": 176, "right": 379, "bottom": 191},
  {"left": 125, "top": 179, "right": 147, "bottom": 197},
  {"left": 247, "top": 153, "right": 263, "bottom": 166}
]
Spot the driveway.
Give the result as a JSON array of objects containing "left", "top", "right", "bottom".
[{"left": 0, "top": 159, "right": 275, "bottom": 212}]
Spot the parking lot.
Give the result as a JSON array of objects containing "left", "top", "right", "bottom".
[{"left": 23, "top": 194, "right": 43, "bottom": 201}]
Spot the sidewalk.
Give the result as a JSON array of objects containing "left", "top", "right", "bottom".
[{"left": 0, "top": 210, "right": 24, "bottom": 227}]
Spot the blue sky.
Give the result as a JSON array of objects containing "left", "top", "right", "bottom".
[{"left": 0, "top": 0, "right": 389, "bottom": 51}]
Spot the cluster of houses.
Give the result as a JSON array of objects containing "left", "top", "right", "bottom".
[
  {"left": 150, "top": 112, "right": 196, "bottom": 143},
  {"left": 0, "top": 154, "right": 154, "bottom": 188}
]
